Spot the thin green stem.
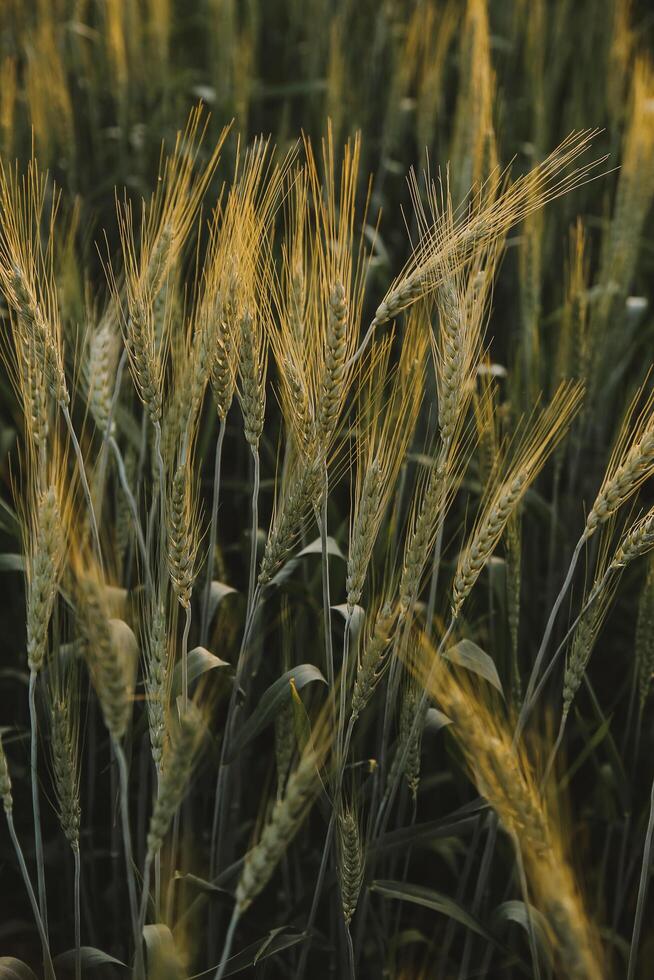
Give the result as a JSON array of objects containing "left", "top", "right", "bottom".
[
  {"left": 201, "top": 418, "right": 227, "bottom": 646},
  {"left": 521, "top": 533, "right": 586, "bottom": 712},
  {"left": 153, "top": 420, "right": 167, "bottom": 572},
  {"left": 96, "top": 347, "right": 128, "bottom": 519},
  {"left": 318, "top": 468, "right": 335, "bottom": 691},
  {"left": 29, "top": 669, "right": 48, "bottom": 940},
  {"left": 62, "top": 402, "right": 103, "bottom": 566},
  {"left": 182, "top": 602, "right": 192, "bottom": 711},
  {"left": 74, "top": 844, "right": 82, "bottom": 980},
  {"left": 109, "top": 435, "right": 150, "bottom": 584},
  {"left": 6, "top": 809, "right": 55, "bottom": 980},
  {"left": 137, "top": 852, "right": 153, "bottom": 964},
  {"left": 214, "top": 905, "right": 240, "bottom": 980},
  {"left": 627, "top": 774, "right": 654, "bottom": 980},
  {"left": 113, "top": 739, "right": 144, "bottom": 980},
  {"left": 374, "top": 618, "right": 455, "bottom": 841},
  {"left": 514, "top": 838, "right": 541, "bottom": 980},
  {"left": 294, "top": 716, "right": 356, "bottom": 979},
  {"left": 210, "top": 588, "right": 262, "bottom": 875},
  {"left": 345, "top": 924, "right": 355, "bottom": 980},
  {"left": 247, "top": 447, "right": 260, "bottom": 617}
]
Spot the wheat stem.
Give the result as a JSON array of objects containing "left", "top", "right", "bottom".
[
  {"left": 137, "top": 852, "right": 153, "bottom": 962},
  {"left": 516, "top": 571, "right": 609, "bottom": 740},
  {"left": 627, "top": 773, "right": 654, "bottom": 980},
  {"left": 522, "top": 533, "right": 586, "bottom": 711},
  {"left": 28, "top": 669, "right": 48, "bottom": 941},
  {"left": 201, "top": 418, "right": 226, "bottom": 646},
  {"left": 294, "top": 715, "right": 356, "bottom": 978},
  {"left": 210, "top": 588, "right": 262, "bottom": 874},
  {"left": 247, "top": 447, "right": 260, "bottom": 617},
  {"left": 374, "top": 618, "right": 455, "bottom": 841},
  {"left": 182, "top": 604, "right": 191, "bottom": 710},
  {"left": 62, "top": 402, "right": 103, "bottom": 565},
  {"left": 319, "top": 468, "right": 335, "bottom": 690},
  {"left": 213, "top": 905, "right": 240, "bottom": 980},
  {"left": 113, "top": 739, "right": 144, "bottom": 980},
  {"left": 74, "top": 844, "right": 81, "bottom": 980},
  {"left": 109, "top": 435, "right": 150, "bottom": 581},
  {"left": 97, "top": 347, "right": 128, "bottom": 519},
  {"left": 513, "top": 838, "right": 542, "bottom": 980},
  {"left": 153, "top": 420, "right": 166, "bottom": 569},
  {"left": 5, "top": 810, "right": 55, "bottom": 980}
]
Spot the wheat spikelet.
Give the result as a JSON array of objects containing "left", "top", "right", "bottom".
[
  {"left": 351, "top": 600, "right": 397, "bottom": 722},
  {"left": 77, "top": 574, "right": 134, "bottom": 740},
  {"left": 258, "top": 456, "right": 322, "bottom": 585},
  {"left": 84, "top": 307, "right": 121, "bottom": 435},
  {"left": 167, "top": 452, "right": 201, "bottom": 608},
  {"left": 210, "top": 310, "right": 238, "bottom": 422},
  {"left": 22, "top": 345, "right": 50, "bottom": 451},
  {"left": 586, "top": 389, "right": 654, "bottom": 534},
  {"left": 562, "top": 603, "right": 604, "bottom": 722},
  {"left": 453, "top": 382, "right": 583, "bottom": 615},
  {"left": 122, "top": 296, "right": 163, "bottom": 424},
  {"left": 400, "top": 451, "right": 449, "bottom": 612},
  {"left": 347, "top": 325, "right": 425, "bottom": 610},
  {"left": 611, "top": 506, "right": 654, "bottom": 567},
  {"left": 0, "top": 160, "right": 69, "bottom": 406},
  {"left": 236, "top": 744, "right": 323, "bottom": 912},
  {"left": 0, "top": 736, "right": 12, "bottom": 813},
  {"left": 409, "top": 638, "right": 604, "bottom": 979},
  {"left": 146, "top": 702, "right": 204, "bottom": 856},
  {"left": 144, "top": 600, "right": 172, "bottom": 771},
  {"left": 47, "top": 660, "right": 81, "bottom": 850},
  {"left": 26, "top": 486, "right": 64, "bottom": 673},
  {"left": 337, "top": 804, "right": 364, "bottom": 925},
  {"left": 399, "top": 676, "right": 424, "bottom": 801},
  {"left": 636, "top": 555, "right": 654, "bottom": 712},
  {"left": 373, "top": 130, "right": 604, "bottom": 328},
  {"left": 317, "top": 280, "right": 348, "bottom": 446},
  {"left": 238, "top": 311, "right": 266, "bottom": 449}
]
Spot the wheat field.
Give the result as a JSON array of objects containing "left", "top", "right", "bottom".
[{"left": 0, "top": 1, "right": 653, "bottom": 978}]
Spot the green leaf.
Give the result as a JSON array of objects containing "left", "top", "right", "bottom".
[
  {"left": 370, "top": 812, "right": 483, "bottom": 856},
  {"left": 296, "top": 536, "right": 344, "bottom": 560},
  {"left": 425, "top": 707, "right": 453, "bottom": 733},
  {"left": 143, "top": 924, "right": 184, "bottom": 980},
  {"left": 492, "top": 901, "right": 553, "bottom": 967},
  {"left": 208, "top": 581, "right": 238, "bottom": 627},
  {"left": 0, "top": 499, "right": 20, "bottom": 538},
  {"left": 487, "top": 556, "right": 507, "bottom": 618},
  {"left": 193, "top": 929, "right": 306, "bottom": 978},
  {"left": 444, "top": 639, "right": 503, "bottom": 695},
  {"left": 0, "top": 554, "right": 25, "bottom": 573},
  {"left": 108, "top": 619, "right": 139, "bottom": 687},
  {"left": 0, "top": 959, "right": 39, "bottom": 980},
  {"left": 53, "top": 947, "right": 127, "bottom": 970},
  {"left": 227, "top": 665, "right": 326, "bottom": 761},
  {"left": 173, "top": 871, "right": 232, "bottom": 895},
  {"left": 370, "top": 881, "right": 492, "bottom": 940},
  {"left": 171, "top": 647, "right": 230, "bottom": 698},
  {"left": 270, "top": 536, "right": 344, "bottom": 587},
  {"left": 331, "top": 603, "right": 365, "bottom": 643},
  {"left": 289, "top": 678, "right": 312, "bottom": 753}
]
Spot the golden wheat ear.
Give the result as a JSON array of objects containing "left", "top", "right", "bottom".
[
  {"left": 408, "top": 633, "right": 604, "bottom": 980},
  {"left": 452, "top": 381, "right": 584, "bottom": 616}
]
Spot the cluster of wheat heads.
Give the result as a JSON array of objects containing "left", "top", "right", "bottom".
[{"left": 0, "top": 95, "right": 653, "bottom": 980}]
